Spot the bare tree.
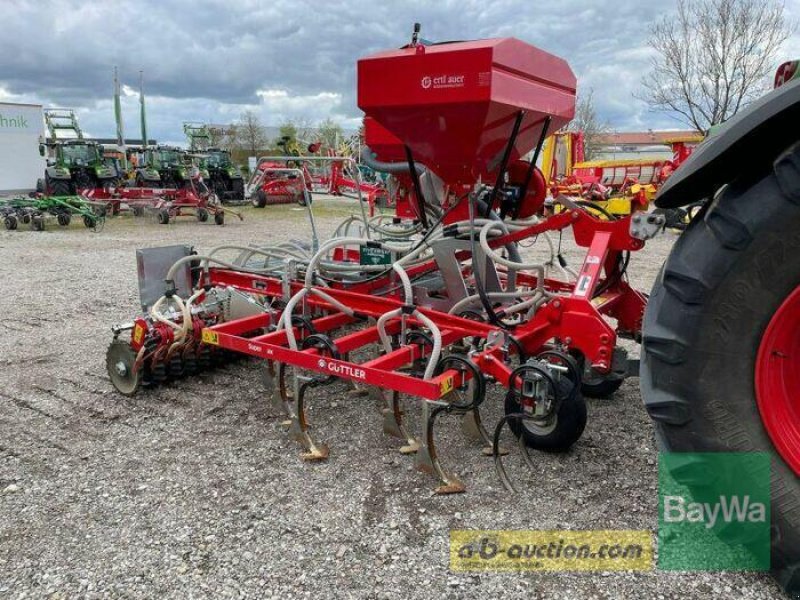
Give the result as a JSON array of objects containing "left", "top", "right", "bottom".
[
  {"left": 640, "top": 0, "right": 791, "bottom": 132},
  {"left": 567, "top": 89, "right": 609, "bottom": 161},
  {"left": 316, "top": 118, "right": 344, "bottom": 153},
  {"left": 207, "top": 126, "right": 225, "bottom": 148},
  {"left": 237, "top": 110, "right": 268, "bottom": 156}
]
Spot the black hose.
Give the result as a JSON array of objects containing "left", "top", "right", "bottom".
[{"left": 360, "top": 145, "right": 425, "bottom": 176}]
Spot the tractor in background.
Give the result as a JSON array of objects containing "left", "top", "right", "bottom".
[
  {"left": 203, "top": 148, "right": 245, "bottom": 202},
  {"left": 42, "top": 109, "right": 117, "bottom": 195},
  {"left": 130, "top": 145, "right": 193, "bottom": 189},
  {"left": 183, "top": 123, "right": 245, "bottom": 202}
]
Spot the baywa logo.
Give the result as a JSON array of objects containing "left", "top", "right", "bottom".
[
  {"left": 0, "top": 113, "right": 30, "bottom": 129},
  {"left": 421, "top": 76, "right": 432, "bottom": 89},
  {"left": 658, "top": 452, "right": 771, "bottom": 571},
  {"left": 663, "top": 494, "right": 766, "bottom": 529}
]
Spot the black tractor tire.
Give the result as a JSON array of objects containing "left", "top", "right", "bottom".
[
  {"left": 57, "top": 212, "right": 71, "bottom": 227},
  {"left": 641, "top": 142, "right": 800, "bottom": 595},
  {"left": 49, "top": 178, "right": 72, "bottom": 197},
  {"left": 31, "top": 215, "right": 45, "bottom": 231},
  {"left": 157, "top": 209, "right": 170, "bottom": 225},
  {"left": 4, "top": 215, "right": 18, "bottom": 230},
  {"left": 214, "top": 211, "right": 224, "bottom": 226},
  {"left": 230, "top": 178, "right": 245, "bottom": 201},
  {"left": 197, "top": 208, "right": 209, "bottom": 222},
  {"left": 73, "top": 171, "right": 94, "bottom": 192},
  {"left": 252, "top": 189, "right": 267, "bottom": 208},
  {"left": 505, "top": 375, "right": 587, "bottom": 452}
]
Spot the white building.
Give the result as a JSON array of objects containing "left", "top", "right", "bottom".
[{"left": 0, "top": 102, "right": 45, "bottom": 194}]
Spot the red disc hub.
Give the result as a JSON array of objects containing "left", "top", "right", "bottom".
[{"left": 755, "top": 285, "right": 800, "bottom": 475}]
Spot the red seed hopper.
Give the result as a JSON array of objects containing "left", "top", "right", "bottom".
[{"left": 358, "top": 37, "right": 577, "bottom": 186}]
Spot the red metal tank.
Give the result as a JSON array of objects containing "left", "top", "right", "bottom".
[
  {"left": 357, "top": 38, "right": 577, "bottom": 186},
  {"left": 364, "top": 117, "right": 406, "bottom": 163}
]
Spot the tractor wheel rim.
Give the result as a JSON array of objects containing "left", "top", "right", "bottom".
[{"left": 755, "top": 284, "right": 800, "bottom": 476}]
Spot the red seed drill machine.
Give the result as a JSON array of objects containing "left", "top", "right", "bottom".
[{"left": 106, "top": 26, "right": 662, "bottom": 493}]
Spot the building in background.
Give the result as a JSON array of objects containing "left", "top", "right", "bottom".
[
  {"left": 0, "top": 102, "right": 45, "bottom": 194},
  {"left": 594, "top": 130, "right": 702, "bottom": 161}
]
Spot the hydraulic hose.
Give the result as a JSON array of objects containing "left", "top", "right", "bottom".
[{"left": 360, "top": 145, "right": 425, "bottom": 176}]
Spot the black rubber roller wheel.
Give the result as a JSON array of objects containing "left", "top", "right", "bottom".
[
  {"left": 641, "top": 142, "right": 800, "bottom": 595},
  {"left": 504, "top": 364, "right": 586, "bottom": 452}
]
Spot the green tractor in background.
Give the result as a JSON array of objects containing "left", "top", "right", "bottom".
[
  {"left": 42, "top": 109, "right": 117, "bottom": 195},
  {"left": 184, "top": 122, "right": 245, "bottom": 202},
  {"left": 131, "top": 145, "right": 193, "bottom": 188},
  {"left": 203, "top": 148, "right": 244, "bottom": 201}
]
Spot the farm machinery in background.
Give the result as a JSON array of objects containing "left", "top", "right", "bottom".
[
  {"left": 183, "top": 122, "right": 245, "bottom": 203},
  {"left": 41, "top": 109, "right": 118, "bottom": 195},
  {"left": 541, "top": 129, "right": 702, "bottom": 222},
  {"left": 84, "top": 175, "right": 241, "bottom": 226},
  {"left": 108, "top": 29, "right": 664, "bottom": 501},
  {"left": 1, "top": 194, "right": 107, "bottom": 231},
  {"left": 246, "top": 151, "right": 390, "bottom": 212},
  {"left": 129, "top": 145, "right": 196, "bottom": 189},
  {"left": 246, "top": 133, "right": 390, "bottom": 212}
]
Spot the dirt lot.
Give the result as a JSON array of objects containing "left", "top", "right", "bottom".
[{"left": 0, "top": 199, "right": 785, "bottom": 599}]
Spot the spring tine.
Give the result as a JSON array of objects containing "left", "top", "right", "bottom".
[
  {"left": 414, "top": 400, "right": 435, "bottom": 473},
  {"left": 262, "top": 361, "right": 287, "bottom": 416},
  {"left": 462, "top": 408, "right": 508, "bottom": 456},
  {"left": 425, "top": 404, "right": 466, "bottom": 495},
  {"left": 519, "top": 426, "right": 536, "bottom": 471},
  {"left": 376, "top": 389, "right": 420, "bottom": 453},
  {"left": 375, "top": 388, "right": 403, "bottom": 438},
  {"left": 291, "top": 381, "right": 329, "bottom": 461},
  {"left": 493, "top": 414, "right": 526, "bottom": 494}
]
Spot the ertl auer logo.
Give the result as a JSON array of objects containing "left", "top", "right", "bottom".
[{"left": 420, "top": 73, "right": 465, "bottom": 89}]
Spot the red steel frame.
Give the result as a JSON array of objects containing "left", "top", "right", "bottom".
[{"left": 200, "top": 208, "right": 646, "bottom": 401}]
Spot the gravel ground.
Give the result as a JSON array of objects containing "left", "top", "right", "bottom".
[{"left": 0, "top": 199, "right": 786, "bottom": 599}]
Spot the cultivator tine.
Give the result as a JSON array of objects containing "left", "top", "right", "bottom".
[
  {"left": 260, "top": 361, "right": 289, "bottom": 416},
  {"left": 289, "top": 380, "right": 329, "bottom": 461},
  {"left": 372, "top": 388, "right": 420, "bottom": 453},
  {"left": 377, "top": 389, "right": 405, "bottom": 439},
  {"left": 492, "top": 413, "right": 539, "bottom": 493},
  {"left": 418, "top": 404, "right": 466, "bottom": 495},
  {"left": 493, "top": 414, "right": 521, "bottom": 493},
  {"left": 462, "top": 408, "right": 505, "bottom": 456}
]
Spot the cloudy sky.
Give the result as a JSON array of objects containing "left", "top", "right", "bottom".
[{"left": 2, "top": 0, "right": 800, "bottom": 145}]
